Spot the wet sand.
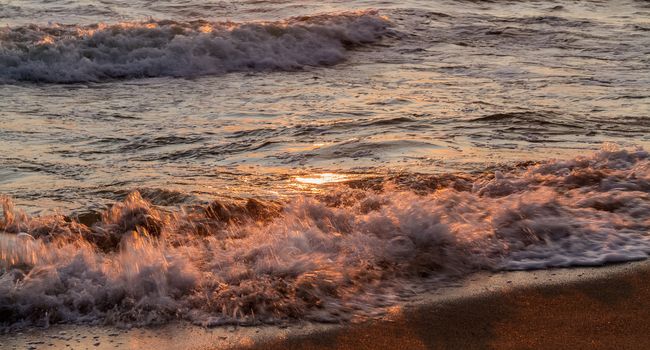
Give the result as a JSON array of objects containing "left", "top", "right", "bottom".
[
  {"left": 3, "top": 261, "right": 649, "bottom": 350},
  {"left": 245, "top": 261, "right": 650, "bottom": 350}
]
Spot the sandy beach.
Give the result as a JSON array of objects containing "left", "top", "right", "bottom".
[
  {"left": 3, "top": 260, "right": 649, "bottom": 350},
  {"left": 245, "top": 261, "right": 650, "bottom": 350}
]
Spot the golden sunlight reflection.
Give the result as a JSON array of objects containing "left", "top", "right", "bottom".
[
  {"left": 37, "top": 35, "right": 55, "bottom": 45},
  {"left": 294, "top": 173, "right": 349, "bottom": 185}
]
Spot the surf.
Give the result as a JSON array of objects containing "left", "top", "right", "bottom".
[
  {"left": 1, "top": 146, "right": 649, "bottom": 331},
  {"left": 0, "top": 11, "right": 391, "bottom": 83}
]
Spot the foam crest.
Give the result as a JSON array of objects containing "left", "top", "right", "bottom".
[
  {"left": 0, "top": 11, "right": 391, "bottom": 83},
  {"left": 1, "top": 147, "right": 649, "bottom": 330}
]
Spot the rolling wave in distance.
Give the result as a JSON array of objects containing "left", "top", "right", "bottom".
[{"left": 0, "top": 11, "right": 391, "bottom": 83}]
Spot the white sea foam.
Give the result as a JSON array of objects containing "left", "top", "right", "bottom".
[
  {"left": 1, "top": 146, "right": 649, "bottom": 329},
  {"left": 0, "top": 11, "right": 390, "bottom": 83}
]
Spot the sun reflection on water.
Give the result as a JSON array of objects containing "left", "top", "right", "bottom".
[{"left": 294, "top": 173, "right": 350, "bottom": 185}]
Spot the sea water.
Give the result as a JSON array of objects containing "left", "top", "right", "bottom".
[{"left": 1, "top": 0, "right": 649, "bottom": 330}]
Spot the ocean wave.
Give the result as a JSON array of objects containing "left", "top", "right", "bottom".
[
  {"left": 1, "top": 146, "right": 649, "bottom": 330},
  {"left": 0, "top": 11, "right": 391, "bottom": 83}
]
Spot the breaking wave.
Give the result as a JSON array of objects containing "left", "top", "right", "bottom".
[
  {"left": 0, "top": 11, "right": 391, "bottom": 83},
  {"left": 1, "top": 146, "right": 650, "bottom": 330}
]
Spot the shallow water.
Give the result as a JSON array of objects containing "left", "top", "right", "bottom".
[
  {"left": 2, "top": 0, "right": 649, "bottom": 212},
  {"left": 1, "top": 0, "right": 649, "bottom": 330}
]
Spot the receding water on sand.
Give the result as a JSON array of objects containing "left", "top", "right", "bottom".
[{"left": 2, "top": 260, "right": 649, "bottom": 349}]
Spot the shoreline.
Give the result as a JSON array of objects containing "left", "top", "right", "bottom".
[
  {"left": 246, "top": 261, "right": 650, "bottom": 350},
  {"left": 2, "top": 260, "right": 649, "bottom": 349}
]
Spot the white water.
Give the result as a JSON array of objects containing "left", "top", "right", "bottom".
[
  {"left": 0, "top": 11, "right": 390, "bottom": 83},
  {"left": 2, "top": 147, "right": 649, "bottom": 329}
]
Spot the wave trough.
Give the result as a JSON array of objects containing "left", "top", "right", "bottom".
[
  {"left": 1, "top": 147, "right": 649, "bottom": 330},
  {"left": 0, "top": 11, "right": 391, "bottom": 83}
]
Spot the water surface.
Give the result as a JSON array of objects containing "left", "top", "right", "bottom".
[{"left": 1, "top": 0, "right": 649, "bottom": 331}]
